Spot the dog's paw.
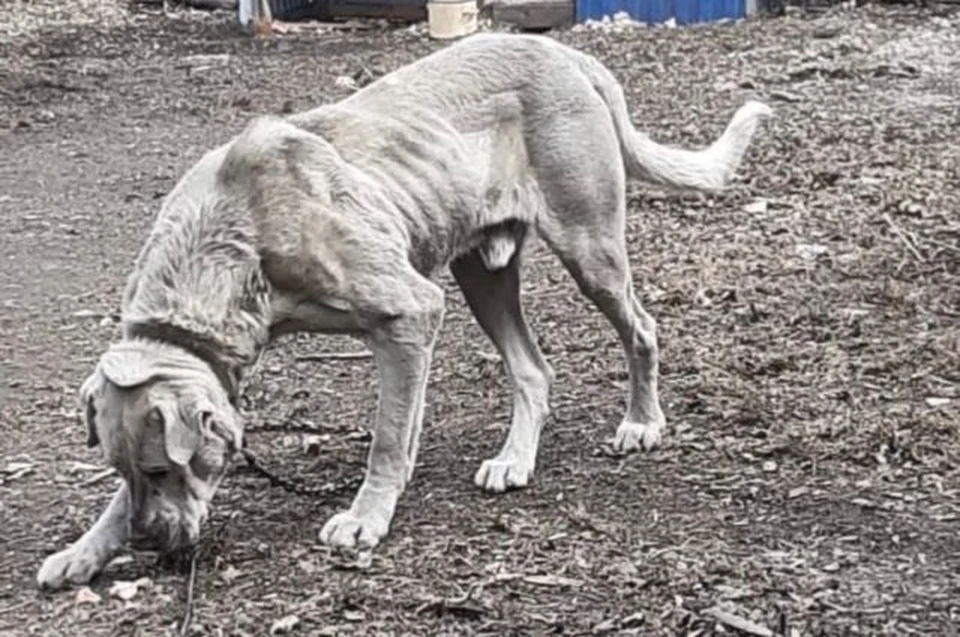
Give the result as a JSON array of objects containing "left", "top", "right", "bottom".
[
  {"left": 612, "top": 418, "right": 663, "bottom": 453},
  {"left": 319, "top": 511, "right": 389, "bottom": 550},
  {"left": 475, "top": 456, "right": 533, "bottom": 493},
  {"left": 37, "top": 543, "right": 109, "bottom": 590}
]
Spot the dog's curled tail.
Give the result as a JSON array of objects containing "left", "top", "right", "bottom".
[
  {"left": 625, "top": 101, "right": 773, "bottom": 192},
  {"left": 577, "top": 54, "right": 773, "bottom": 192}
]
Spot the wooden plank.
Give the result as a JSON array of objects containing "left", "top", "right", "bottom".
[
  {"left": 488, "top": 0, "right": 573, "bottom": 29},
  {"left": 327, "top": 0, "right": 427, "bottom": 20}
]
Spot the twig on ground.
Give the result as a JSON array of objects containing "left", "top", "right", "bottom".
[
  {"left": 883, "top": 213, "right": 927, "bottom": 263},
  {"left": 81, "top": 468, "right": 116, "bottom": 486},
  {"left": 179, "top": 553, "right": 198, "bottom": 637},
  {"left": 0, "top": 601, "right": 32, "bottom": 616},
  {"left": 704, "top": 607, "right": 774, "bottom": 637},
  {"left": 295, "top": 351, "right": 373, "bottom": 362}
]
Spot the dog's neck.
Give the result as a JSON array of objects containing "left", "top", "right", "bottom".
[{"left": 123, "top": 321, "right": 247, "bottom": 405}]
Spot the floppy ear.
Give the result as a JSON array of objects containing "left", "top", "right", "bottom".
[
  {"left": 198, "top": 404, "right": 243, "bottom": 454},
  {"left": 78, "top": 370, "right": 102, "bottom": 448},
  {"left": 153, "top": 402, "right": 202, "bottom": 467}
]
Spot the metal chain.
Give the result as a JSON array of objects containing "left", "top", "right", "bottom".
[{"left": 239, "top": 447, "right": 361, "bottom": 499}]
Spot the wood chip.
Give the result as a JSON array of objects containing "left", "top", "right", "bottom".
[
  {"left": 109, "top": 577, "right": 151, "bottom": 601},
  {"left": 522, "top": 574, "right": 584, "bottom": 587},
  {"left": 787, "top": 485, "right": 810, "bottom": 499},
  {"left": 704, "top": 607, "right": 774, "bottom": 637},
  {"left": 75, "top": 587, "right": 102, "bottom": 605},
  {"left": 295, "top": 351, "right": 373, "bottom": 362},
  {"left": 270, "top": 614, "right": 300, "bottom": 634},
  {"left": 220, "top": 565, "right": 242, "bottom": 584}
]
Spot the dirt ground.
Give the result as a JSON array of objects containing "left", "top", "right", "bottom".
[{"left": 1, "top": 3, "right": 958, "bottom": 636}]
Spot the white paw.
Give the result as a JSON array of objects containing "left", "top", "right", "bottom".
[
  {"left": 475, "top": 456, "right": 533, "bottom": 493},
  {"left": 612, "top": 418, "right": 663, "bottom": 453},
  {"left": 37, "top": 543, "right": 110, "bottom": 590},
  {"left": 319, "top": 511, "right": 389, "bottom": 550}
]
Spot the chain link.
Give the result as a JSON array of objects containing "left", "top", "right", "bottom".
[{"left": 238, "top": 447, "right": 361, "bottom": 498}]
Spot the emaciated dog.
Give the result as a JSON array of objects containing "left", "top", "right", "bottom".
[{"left": 38, "top": 32, "right": 771, "bottom": 589}]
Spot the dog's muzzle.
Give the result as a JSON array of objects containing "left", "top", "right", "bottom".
[{"left": 132, "top": 499, "right": 206, "bottom": 554}]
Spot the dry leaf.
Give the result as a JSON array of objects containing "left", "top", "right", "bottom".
[
  {"left": 796, "top": 243, "right": 829, "bottom": 260},
  {"left": 297, "top": 558, "right": 317, "bottom": 575},
  {"left": 75, "top": 586, "right": 101, "bottom": 605},
  {"left": 109, "top": 577, "right": 151, "bottom": 601},
  {"left": 220, "top": 565, "right": 242, "bottom": 584},
  {"left": 270, "top": 615, "right": 300, "bottom": 635},
  {"left": 302, "top": 434, "right": 324, "bottom": 456},
  {"left": 270, "top": 614, "right": 300, "bottom": 634}
]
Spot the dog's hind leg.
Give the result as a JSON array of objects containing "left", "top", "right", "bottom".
[
  {"left": 530, "top": 103, "right": 665, "bottom": 453},
  {"left": 451, "top": 238, "right": 553, "bottom": 493},
  {"left": 553, "top": 235, "right": 665, "bottom": 453},
  {"left": 318, "top": 267, "right": 445, "bottom": 550}
]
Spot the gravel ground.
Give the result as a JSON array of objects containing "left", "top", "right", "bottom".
[{"left": 1, "top": 3, "right": 958, "bottom": 636}]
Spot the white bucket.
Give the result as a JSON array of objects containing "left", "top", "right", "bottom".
[{"left": 427, "top": 0, "right": 479, "bottom": 39}]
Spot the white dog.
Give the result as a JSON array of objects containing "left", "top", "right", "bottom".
[{"left": 38, "top": 32, "right": 771, "bottom": 589}]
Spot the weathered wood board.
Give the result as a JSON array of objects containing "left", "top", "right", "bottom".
[{"left": 486, "top": 0, "right": 574, "bottom": 29}]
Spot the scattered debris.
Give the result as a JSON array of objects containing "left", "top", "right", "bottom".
[
  {"left": 770, "top": 89, "right": 803, "bottom": 103},
  {"left": 882, "top": 213, "right": 926, "bottom": 263},
  {"left": 522, "top": 574, "right": 584, "bottom": 588},
  {"left": 301, "top": 434, "right": 326, "bottom": 456},
  {"left": 788, "top": 486, "right": 811, "bottom": 499},
  {"left": 343, "top": 609, "right": 366, "bottom": 622},
  {"left": 270, "top": 614, "right": 300, "bottom": 634},
  {"left": 334, "top": 75, "right": 358, "bottom": 91},
  {"left": 109, "top": 577, "right": 152, "bottom": 602},
  {"left": 742, "top": 199, "right": 768, "bottom": 214},
  {"left": 68, "top": 462, "right": 103, "bottom": 474},
  {"left": 180, "top": 554, "right": 198, "bottom": 636},
  {"left": 176, "top": 54, "right": 231, "bottom": 70},
  {"left": 81, "top": 468, "right": 117, "bottom": 486},
  {"left": 573, "top": 11, "right": 647, "bottom": 33},
  {"left": 795, "top": 243, "right": 830, "bottom": 261},
  {"left": 294, "top": 351, "right": 373, "bottom": 362},
  {"left": 75, "top": 587, "right": 102, "bottom": 605},
  {"left": 704, "top": 607, "right": 774, "bottom": 637},
  {"left": 1, "top": 462, "right": 34, "bottom": 482},
  {"left": 176, "top": 54, "right": 232, "bottom": 75},
  {"left": 219, "top": 565, "right": 242, "bottom": 584}
]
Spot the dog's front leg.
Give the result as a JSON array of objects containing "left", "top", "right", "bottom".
[
  {"left": 319, "top": 278, "right": 444, "bottom": 550},
  {"left": 37, "top": 483, "right": 131, "bottom": 589}
]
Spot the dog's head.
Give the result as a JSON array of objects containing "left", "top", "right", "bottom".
[{"left": 80, "top": 340, "right": 242, "bottom": 554}]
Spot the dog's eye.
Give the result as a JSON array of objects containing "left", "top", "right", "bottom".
[{"left": 143, "top": 468, "right": 169, "bottom": 481}]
